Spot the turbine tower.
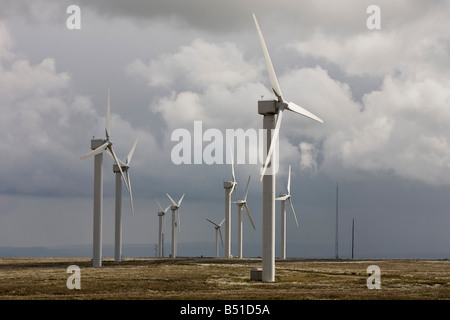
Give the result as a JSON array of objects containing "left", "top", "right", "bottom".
[
  {"left": 223, "top": 149, "right": 237, "bottom": 258},
  {"left": 80, "top": 85, "right": 129, "bottom": 268},
  {"left": 253, "top": 14, "right": 323, "bottom": 282},
  {"left": 206, "top": 218, "right": 225, "bottom": 258},
  {"left": 233, "top": 175, "right": 256, "bottom": 258},
  {"left": 155, "top": 199, "right": 170, "bottom": 258},
  {"left": 167, "top": 193, "right": 185, "bottom": 258},
  {"left": 111, "top": 137, "right": 138, "bottom": 263},
  {"left": 275, "top": 165, "right": 299, "bottom": 259}
]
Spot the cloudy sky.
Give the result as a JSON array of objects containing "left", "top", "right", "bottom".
[{"left": 0, "top": 0, "right": 449, "bottom": 259}]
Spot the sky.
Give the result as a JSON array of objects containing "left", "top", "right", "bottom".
[{"left": 0, "top": 0, "right": 449, "bottom": 259}]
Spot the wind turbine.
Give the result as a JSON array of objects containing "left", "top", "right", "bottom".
[
  {"left": 233, "top": 175, "right": 256, "bottom": 258},
  {"left": 253, "top": 14, "right": 323, "bottom": 282},
  {"left": 109, "top": 137, "right": 138, "bottom": 263},
  {"left": 223, "top": 148, "right": 237, "bottom": 258},
  {"left": 155, "top": 199, "right": 170, "bottom": 258},
  {"left": 275, "top": 165, "right": 299, "bottom": 260},
  {"left": 166, "top": 193, "right": 185, "bottom": 258},
  {"left": 80, "top": 85, "right": 129, "bottom": 268},
  {"left": 206, "top": 218, "right": 225, "bottom": 258}
]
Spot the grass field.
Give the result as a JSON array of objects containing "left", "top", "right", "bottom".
[{"left": 0, "top": 257, "right": 449, "bottom": 300}]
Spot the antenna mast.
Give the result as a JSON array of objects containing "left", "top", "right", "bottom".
[
  {"left": 335, "top": 183, "right": 339, "bottom": 259},
  {"left": 351, "top": 218, "right": 355, "bottom": 259}
]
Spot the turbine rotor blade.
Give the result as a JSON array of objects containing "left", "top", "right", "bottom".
[
  {"left": 275, "top": 195, "right": 289, "bottom": 201},
  {"left": 126, "top": 171, "right": 134, "bottom": 218},
  {"left": 287, "top": 165, "right": 291, "bottom": 195},
  {"left": 126, "top": 137, "right": 138, "bottom": 165},
  {"left": 206, "top": 219, "right": 219, "bottom": 228},
  {"left": 155, "top": 199, "right": 164, "bottom": 212},
  {"left": 286, "top": 101, "right": 323, "bottom": 124},
  {"left": 219, "top": 218, "right": 225, "bottom": 227},
  {"left": 253, "top": 14, "right": 283, "bottom": 100},
  {"left": 166, "top": 193, "right": 177, "bottom": 206},
  {"left": 109, "top": 145, "right": 129, "bottom": 192},
  {"left": 230, "top": 144, "right": 236, "bottom": 183},
  {"left": 243, "top": 203, "right": 256, "bottom": 230},
  {"left": 177, "top": 193, "right": 185, "bottom": 207},
  {"left": 106, "top": 84, "right": 111, "bottom": 139},
  {"left": 80, "top": 141, "right": 109, "bottom": 160},
  {"left": 243, "top": 175, "right": 251, "bottom": 201},
  {"left": 164, "top": 205, "right": 170, "bottom": 213},
  {"left": 260, "top": 107, "right": 284, "bottom": 180},
  {"left": 288, "top": 197, "right": 299, "bottom": 227},
  {"left": 219, "top": 228, "right": 224, "bottom": 247}
]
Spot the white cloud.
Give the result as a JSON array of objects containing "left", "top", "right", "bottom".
[
  {"left": 292, "top": 6, "right": 450, "bottom": 78},
  {"left": 126, "top": 38, "right": 260, "bottom": 90}
]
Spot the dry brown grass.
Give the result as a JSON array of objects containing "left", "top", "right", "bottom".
[{"left": 0, "top": 257, "right": 449, "bottom": 300}]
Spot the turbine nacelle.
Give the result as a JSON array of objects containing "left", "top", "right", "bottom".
[{"left": 223, "top": 181, "right": 235, "bottom": 189}]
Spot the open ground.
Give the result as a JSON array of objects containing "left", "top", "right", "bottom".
[{"left": 0, "top": 257, "right": 448, "bottom": 300}]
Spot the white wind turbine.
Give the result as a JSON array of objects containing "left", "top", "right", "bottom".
[
  {"left": 206, "top": 218, "right": 225, "bottom": 258},
  {"left": 166, "top": 193, "right": 185, "bottom": 258},
  {"left": 109, "top": 137, "right": 138, "bottom": 263},
  {"left": 80, "top": 85, "right": 130, "bottom": 268},
  {"left": 253, "top": 14, "right": 323, "bottom": 282},
  {"left": 233, "top": 175, "right": 256, "bottom": 258},
  {"left": 155, "top": 199, "right": 170, "bottom": 258},
  {"left": 223, "top": 148, "right": 237, "bottom": 258},
  {"left": 275, "top": 165, "right": 299, "bottom": 260}
]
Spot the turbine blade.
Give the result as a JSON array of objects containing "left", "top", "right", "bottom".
[
  {"left": 164, "top": 205, "right": 170, "bottom": 213},
  {"left": 105, "top": 149, "right": 126, "bottom": 167},
  {"left": 176, "top": 209, "right": 181, "bottom": 230},
  {"left": 126, "top": 137, "right": 138, "bottom": 165},
  {"left": 219, "top": 218, "right": 225, "bottom": 227},
  {"left": 219, "top": 228, "right": 224, "bottom": 247},
  {"left": 260, "top": 107, "right": 284, "bottom": 180},
  {"left": 243, "top": 175, "right": 251, "bottom": 201},
  {"left": 106, "top": 84, "right": 111, "bottom": 139},
  {"left": 109, "top": 145, "right": 129, "bottom": 192},
  {"left": 244, "top": 203, "right": 256, "bottom": 230},
  {"left": 80, "top": 141, "right": 109, "bottom": 160},
  {"left": 126, "top": 171, "right": 134, "bottom": 218},
  {"left": 166, "top": 193, "right": 177, "bottom": 206},
  {"left": 177, "top": 193, "right": 185, "bottom": 207},
  {"left": 275, "top": 195, "right": 289, "bottom": 201},
  {"left": 155, "top": 199, "right": 164, "bottom": 212},
  {"left": 206, "top": 219, "right": 219, "bottom": 227},
  {"left": 287, "top": 101, "right": 323, "bottom": 124},
  {"left": 287, "top": 165, "right": 291, "bottom": 195},
  {"left": 288, "top": 197, "right": 299, "bottom": 227},
  {"left": 253, "top": 14, "right": 283, "bottom": 100},
  {"left": 230, "top": 144, "right": 236, "bottom": 183}
]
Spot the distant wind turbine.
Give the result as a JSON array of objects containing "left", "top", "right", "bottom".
[
  {"left": 233, "top": 175, "right": 256, "bottom": 258},
  {"left": 223, "top": 148, "right": 237, "bottom": 258},
  {"left": 275, "top": 165, "right": 299, "bottom": 259},
  {"left": 166, "top": 193, "right": 185, "bottom": 258},
  {"left": 206, "top": 218, "right": 225, "bottom": 258},
  {"left": 80, "top": 85, "right": 129, "bottom": 268},
  {"left": 155, "top": 199, "right": 170, "bottom": 258},
  {"left": 108, "top": 137, "right": 138, "bottom": 263}
]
